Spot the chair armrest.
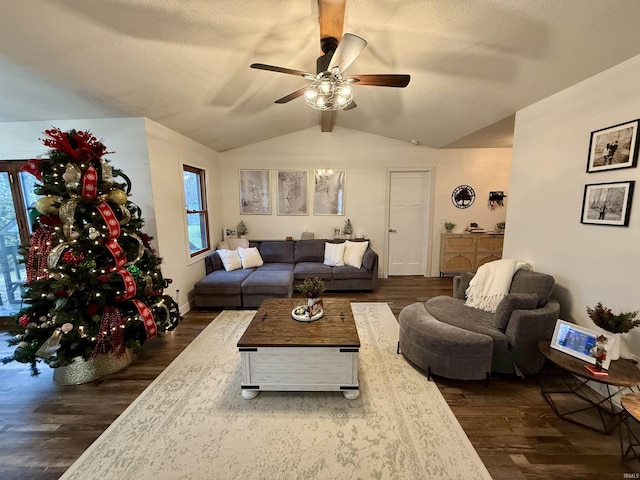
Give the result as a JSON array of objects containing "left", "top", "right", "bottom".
[
  {"left": 503, "top": 299, "right": 561, "bottom": 374},
  {"left": 453, "top": 272, "right": 474, "bottom": 299}
]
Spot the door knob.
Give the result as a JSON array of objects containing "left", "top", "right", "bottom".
[{"left": 389, "top": 229, "right": 397, "bottom": 233}]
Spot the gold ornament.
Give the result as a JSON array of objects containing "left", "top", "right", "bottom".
[
  {"left": 106, "top": 189, "right": 128, "bottom": 205},
  {"left": 35, "top": 196, "right": 60, "bottom": 215}
]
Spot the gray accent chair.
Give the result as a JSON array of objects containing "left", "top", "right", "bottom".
[{"left": 398, "top": 269, "right": 561, "bottom": 380}]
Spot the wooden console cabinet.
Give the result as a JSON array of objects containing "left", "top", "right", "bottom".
[{"left": 439, "top": 233, "right": 503, "bottom": 276}]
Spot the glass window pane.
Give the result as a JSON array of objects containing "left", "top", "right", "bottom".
[
  {"left": 19, "top": 171, "right": 41, "bottom": 233},
  {"left": 183, "top": 170, "right": 203, "bottom": 211},
  {"left": 187, "top": 213, "right": 208, "bottom": 254}
]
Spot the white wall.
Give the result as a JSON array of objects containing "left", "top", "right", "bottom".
[
  {"left": 143, "top": 119, "right": 221, "bottom": 312},
  {"left": 506, "top": 53, "right": 640, "bottom": 359},
  {"left": 220, "top": 127, "right": 511, "bottom": 277}
]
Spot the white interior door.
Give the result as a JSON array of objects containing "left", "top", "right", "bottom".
[{"left": 387, "top": 171, "right": 430, "bottom": 276}]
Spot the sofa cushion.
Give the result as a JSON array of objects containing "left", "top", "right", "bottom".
[
  {"left": 238, "top": 246, "right": 264, "bottom": 269},
  {"left": 217, "top": 249, "right": 242, "bottom": 271},
  {"left": 195, "top": 268, "right": 254, "bottom": 294},
  {"left": 205, "top": 251, "right": 223, "bottom": 274},
  {"left": 257, "top": 263, "right": 294, "bottom": 272},
  {"left": 493, "top": 293, "right": 539, "bottom": 330},
  {"left": 294, "top": 239, "right": 325, "bottom": 263},
  {"left": 425, "top": 296, "right": 509, "bottom": 352},
  {"left": 343, "top": 240, "right": 369, "bottom": 268},
  {"left": 259, "top": 241, "right": 294, "bottom": 263},
  {"left": 361, "top": 248, "right": 376, "bottom": 271},
  {"left": 509, "top": 270, "right": 555, "bottom": 307},
  {"left": 324, "top": 242, "right": 345, "bottom": 266},
  {"left": 293, "top": 262, "right": 333, "bottom": 280},
  {"left": 241, "top": 270, "right": 293, "bottom": 296},
  {"left": 332, "top": 265, "right": 373, "bottom": 280}
]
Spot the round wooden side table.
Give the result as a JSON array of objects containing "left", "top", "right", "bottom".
[
  {"left": 621, "top": 393, "right": 640, "bottom": 466},
  {"left": 538, "top": 341, "right": 640, "bottom": 434}
]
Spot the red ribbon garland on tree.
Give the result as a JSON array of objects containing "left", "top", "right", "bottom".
[
  {"left": 82, "top": 165, "right": 99, "bottom": 199},
  {"left": 114, "top": 268, "right": 137, "bottom": 301},
  {"left": 97, "top": 201, "right": 121, "bottom": 238},
  {"left": 131, "top": 299, "right": 157, "bottom": 339},
  {"left": 91, "top": 305, "right": 125, "bottom": 358},
  {"left": 105, "top": 239, "right": 127, "bottom": 268}
]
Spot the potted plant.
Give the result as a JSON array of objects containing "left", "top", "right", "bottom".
[
  {"left": 236, "top": 220, "right": 248, "bottom": 238},
  {"left": 495, "top": 221, "right": 506, "bottom": 233},
  {"left": 586, "top": 302, "right": 639, "bottom": 360},
  {"left": 343, "top": 219, "right": 353, "bottom": 239},
  {"left": 443, "top": 221, "right": 456, "bottom": 233}
]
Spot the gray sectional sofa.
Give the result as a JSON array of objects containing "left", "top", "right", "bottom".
[{"left": 194, "top": 239, "right": 378, "bottom": 308}]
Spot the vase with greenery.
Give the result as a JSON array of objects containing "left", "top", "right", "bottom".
[
  {"left": 236, "top": 220, "right": 248, "bottom": 237},
  {"left": 443, "top": 221, "right": 456, "bottom": 233},
  {"left": 495, "top": 221, "right": 506, "bottom": 233},
  {"left": 343, "top": 219, "right": 353, "bottom": 238},
  {"left": 586, "top": 302, "right": 639, "bottom": 360}
]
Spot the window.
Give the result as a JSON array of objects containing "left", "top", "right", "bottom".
[{"left": 183, "top": 164, "right": 210, "bottom": 257}]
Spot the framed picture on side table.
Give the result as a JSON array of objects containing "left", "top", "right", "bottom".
[
  {"left": 580, "top": 180, "right": 634, "bottom": 226},
  {"left": 587, "top": 120, "right": 640, "bottom": 173}
]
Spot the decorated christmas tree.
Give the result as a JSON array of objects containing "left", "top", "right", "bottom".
[{"left": 2, "top": 128, "right": 180, "bottom": 376}]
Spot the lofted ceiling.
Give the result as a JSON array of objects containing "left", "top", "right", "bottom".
[{"left": 1, "top": 1, "right": 640, "bottom": 152}]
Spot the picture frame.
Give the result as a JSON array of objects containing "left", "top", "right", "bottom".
[
  {"left": 313, "top": 169, "right": 345, "bottom": 215},
  {"left": 580, "top": 180, "right": 634, "bottom": 226},
  {"left": 239, "top": 170, "right": 271, "bottom": 215},
  {"left": 276, "top": 170, "right": 308, "bottom": 215},
  {"left": 587, "top": 120, "right": 639, "bottom": 173},
  {"left": 333, "top": 227, "right": 342, "bottom": 238}
]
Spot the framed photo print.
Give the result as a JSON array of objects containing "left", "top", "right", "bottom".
[
  {"left": 587, "top": 120, "right": 639, "bottom": 172},
  {"left": 313, "top": 169, "right": 345, "bottom": 215},
  {"left": 239, "top": 169, "right": 271, "bottom": 214},
  {"left": 581, "top": 180, "right": 634, "bottom": 226},
  {"left": 277, "top": 170, "right": 308, "bottom": 215}
]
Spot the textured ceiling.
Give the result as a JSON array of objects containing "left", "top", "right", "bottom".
[{"left": 1, "top": 1, "right": 640, "bottom": 152}]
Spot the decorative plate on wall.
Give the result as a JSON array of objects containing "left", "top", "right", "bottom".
[{"left": 451, "top": 185, "right": 475, "bottom": 209}]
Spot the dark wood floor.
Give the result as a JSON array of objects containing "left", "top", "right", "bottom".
[{"left": 0, "top": 277, "right": 637, "bottom": 479}]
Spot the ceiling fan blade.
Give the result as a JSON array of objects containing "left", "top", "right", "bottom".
[
  {"left": 346, "top": 74, "right": 411, "bottom": 87},
  {"left": 250, "top": 63, "right": 314, "bottom": 79},
  {"left": 274, "top": 87, "right": 308, "bottom": 104},
  {"left": 328, "top": 33, "right": 367, "bottom": 73},
  {"left": 319, "top": 0, "right": 345, "bottom": 44},
  {"left": 343, "top": 100, "right": 357, "bottom": 111},
  {"left": 321, "top": 111, "right": 334, "bottom": 132}
]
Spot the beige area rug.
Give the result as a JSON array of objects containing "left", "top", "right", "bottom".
[{"left": 60, "top": 303, "right": 491, "bottom": 480}]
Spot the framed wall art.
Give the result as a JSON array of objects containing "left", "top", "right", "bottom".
[
  {"left": 587, "top": 120, "right": 639, "bottom": 173},
  {"left": 313, "top": 169, "right": 345, "bottom": 215},
  {"left": 580, "top": 180, "right": 634, "bottom": 226},
  {"left": 277, "top": 170, "right": 308, "bottom": 215},
  {"left": 239, "top": 169, "right": 271, "bottom": 214}
]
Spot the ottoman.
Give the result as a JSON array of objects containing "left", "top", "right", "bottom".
[
  {"left": 398, "top": 302, "right": 492, "bottom": 381},
  {"left": 241, "top": 270, "right": 294, "bottom": 308}
]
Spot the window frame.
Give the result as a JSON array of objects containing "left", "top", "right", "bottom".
[{"left": 182, "top": 163, "right": 211, "bottom": 259}]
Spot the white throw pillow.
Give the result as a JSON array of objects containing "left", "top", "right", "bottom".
[
  {"left": 238, "top": 246, "right": 264, "bottom": 269},
  {"left": 324, "top": 242, "right": 346, "bottom": 266},
  {"left": 343, "top": 240, "right": 369, "bottom": 269},
  {"left": 217, "top": 249, "right": 242, "bottom": 271}
]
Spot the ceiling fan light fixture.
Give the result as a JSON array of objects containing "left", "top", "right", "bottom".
[{"left": 304, "top": 75, "right": 353, "bottom": 111}]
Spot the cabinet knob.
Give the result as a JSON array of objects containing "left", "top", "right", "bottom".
[{"left": 389, "top": 229, "right": 397, "bottom": 233}]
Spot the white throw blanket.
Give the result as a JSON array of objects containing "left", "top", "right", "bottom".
[{"left": 465, "top": 259, "right": 532, "bottom": 313}]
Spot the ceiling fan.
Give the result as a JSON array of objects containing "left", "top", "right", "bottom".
[{"left": 250, "top": 0, "right": 410, "bottom": 132}]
